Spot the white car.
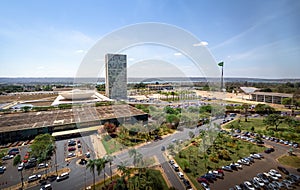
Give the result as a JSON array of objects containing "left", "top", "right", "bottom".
[
  {"left": 28, "top": 174, "right": 41, "bottom": 182},
  {"left": 253, "top": 177, "right": 264, "bottom": 187},
  {"left": 38, "top": 163, "right": 49, "bottom": 169},
  {"left": 244, "top": 181, "right": 255, "bottom": 190},
  {"left": 0, "top": 166, "right": 6, "bottom": 171},
  {"left": 265, "top": 172, "right": 278, "bottom": 181},
  {"left": 230, "top": 163, "right": 242, "bottom": 169},
  {"left": 269, "top": 169, "right": 282, "bottom": 178},
  {"left": 57, "top": 172, "right": 69, "bottom": 181},
  {"left": 201, "top": 182, "right": 210, "bottom": 190},
  {"left": 177, "top": 172, "right": 184, "bottom": 179},
  {"left": 17, "top": 163, "right": 24, "bottom": 171}
]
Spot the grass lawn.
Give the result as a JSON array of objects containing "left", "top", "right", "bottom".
[
  {"left": 278, "top": 155, "right": 300, "bottom": 168},
  {"left": 101, "top": 137, "right": 125, "bottom": 154},
  {"left": 224, "top": 118, "right": 300, "bottom": 143},
  {"left": 93, "top": 174, "right": 120, "bottom": 190},
  {"left": 174, "top": 134, "right": 265, "bottom": 190},
  {"left": 93, "top": 169, "right": 169, "bottom": 190}
]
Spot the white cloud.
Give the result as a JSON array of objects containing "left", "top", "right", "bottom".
[
  {"left": 193, "top": 41, "right": 208, "bottom": 46},
  {"left": 75, "top": 49, "right": 85, "bottom": 54},
  {"left": 174, "top": 52, "right": 182, "bottom": 56}
]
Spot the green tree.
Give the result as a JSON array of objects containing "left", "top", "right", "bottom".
[
  {"left": 30, "top": 134, "right": 55, "bottom": 163},
  {"left": 255, "top": 104, "right": 275, "bottom": 114},
  {"left": 96, "top": 158, "right": 106, "bottom": 187},
  {"left": 13, "top": 155, "right": 24, "bottom": 188},
  {"left": 242, "top": 103, "right": 249, "bottom": 122},
  {"left": 86, "top": 159, "right": 97, "bottom": 190},
  {"left": 263, "top": 114, "right": 283, "bottom": 131},
  {"left": 282, "top": 98, "right": 292, "bottom": 107},
  {"left": 105, "top": 155, "right": 114, "bottom": 182}
]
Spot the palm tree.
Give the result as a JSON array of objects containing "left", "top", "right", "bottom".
[
  {"left": 96, "top": 158, "right": 106, "bottom": 187},
  {"left": 86, "top": 159, "right": 97, "bottom": 190},
  {"left": 117, "top": 162, "right": 130, "bottom": 189},
  {"left": 13, "top": 155, "right": 24, "bottom": 189},
  {"left": 105, "top": 155, "right": 114, "bottom": 182},
  {"left": 242, "top": 103, "right": 249, "bottom": 122}
]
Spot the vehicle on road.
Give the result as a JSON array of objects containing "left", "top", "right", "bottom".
[
  {"left": 28, "top": 174, "right": 41, "bottom": 182},
  {"left": 264, "top": 148, "right": 275, "bottom": 153},
  {"left": 38, "top": 163, "right": 49, "bottom": 169},
  {"left": 57, "top": 172, "right": 69, "bottom": 181},
  {"left": 40, "top": 184, "right": 52, "bottom": 190}
]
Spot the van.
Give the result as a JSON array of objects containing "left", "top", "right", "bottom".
[
  {"left": 57, "top": 172, "right": 69, "bottom": 181},
  {"left": 172, "top": 164, "right": 179, "bottom": 171}
]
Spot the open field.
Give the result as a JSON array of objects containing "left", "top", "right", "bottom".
[
  {"left": 278, "top": 155, "right": 300, "bottom": 168},
  {"left": 0, "top": 94, "right": 57, "bottom": 103}
]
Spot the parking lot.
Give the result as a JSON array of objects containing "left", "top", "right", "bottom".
[{"left": 207, "top": 137, "right": 300, "bottom": 190}]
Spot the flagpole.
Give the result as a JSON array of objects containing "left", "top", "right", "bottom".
[{"left": 221, "top": 65, "right": 224, "bottom": 91}]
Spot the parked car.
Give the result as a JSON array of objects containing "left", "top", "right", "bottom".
[
  {"left": 253, "top": 177, "right": 265, "bottom": 187},
  {"left": 257, "top": 173, "right": 270, "bottom": 184},
  {"left": 17, "top": 163, "right": 24, "bottom": 171},
  {"left": 0, "top": 166, "right": 6, "bottom": 171},
  {"left": 177, "top": 172, "right": 184, "bottom": 179},
  {"left": 172, "top": 164, "right": 179, "bottom": 172},
  {"left": 197, "top": 177, "right": 209, "bottom": 184},
  {"left": 269, "top": 169, "right": 282, "bottom": 178},
  {"left": 201, "top": 182, "right": 210, "bottom": 190},
  {"left": 244, "top": 181, "right": 255, "bottom": 190},
  {"left": 182, "top": 178, "right": 192, "bottom": 188},
  {"left": 2, "top": 154, "right": 14, "bottom": 160},
  {"left": 67, "top": 153, "right": 76, "bottom": 158},
  {"left": 169, "top": 160, "right": 175, "bottom": 165},
  {"left": 8, "top": 148, "right": 19, "bottom": 155},
  {"left": 221, "top": 165, "right": 232, "bottom": 172},
  {"left": 234, "top": 185, "right": 242, "bottom": 190},
  {"left": 277, "top": 166, "right": 289, "bottom": 175},
  {"left": 68, "top": 147, "right": 76, "bottom": 151}
]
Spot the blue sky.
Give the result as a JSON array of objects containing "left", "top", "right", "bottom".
[{"left": 0, "top": 0, "right": 299, "bottom": 78}]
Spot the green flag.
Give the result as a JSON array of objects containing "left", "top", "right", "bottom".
[{"left": 218, "top": 62, "right": 224, "bottom": 67}]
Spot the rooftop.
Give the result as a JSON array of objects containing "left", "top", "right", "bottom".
[{"left": 0, "top": 104, "right": 146, "bottom": 132}]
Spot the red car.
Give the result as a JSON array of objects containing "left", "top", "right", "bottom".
[
  {"left": 197, "top": 177, "right": 209, "bottom": 184},
  {"left": 68, "top": 147, "right": 76, "bottom": 151}
]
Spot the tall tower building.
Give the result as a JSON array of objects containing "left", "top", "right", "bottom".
[{"left": 105, "top": 54, "right": 127, "bottom": 100}]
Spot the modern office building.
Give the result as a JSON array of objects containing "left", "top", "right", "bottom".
[
  {"left": 105, "top": 54, "right": 127, "bottom": 100},
  {"left": 249, "top": 92, "right": 293, "bottom": 104}
]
